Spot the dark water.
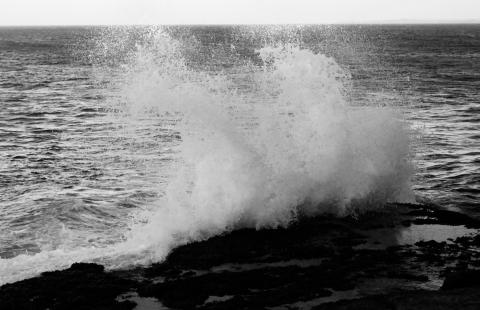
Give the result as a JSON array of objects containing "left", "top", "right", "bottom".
[{"left": 0, "top": 25, "right": 479, "bottom": 283}]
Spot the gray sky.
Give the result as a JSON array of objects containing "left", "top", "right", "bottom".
[{"left": 1, "top": 0, "right": 479, "bottom": 25}]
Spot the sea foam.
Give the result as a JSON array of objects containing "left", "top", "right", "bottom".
[{"left": 118, "top": 29, "right": 414, "bottom": 261}]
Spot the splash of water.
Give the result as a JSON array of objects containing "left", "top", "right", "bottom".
[
  {"left": 118, "top": 31, "right": 414, "bottom": 262},
  {"left": 0, "top": 28, "right": 414, "bottom": 285}
]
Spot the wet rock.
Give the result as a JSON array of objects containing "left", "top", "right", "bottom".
[
  {"left": 2, "top": 204, "right": 479, "bottom": 309},
  {"left": 144, "top": 216, "right": 353, "bottom": 278},
  {"left": 432, "top": 209, "right": 480, "bottom": 228},
  {"left": 386, "top": 270, "right": 429, "bottom": 282},
  {"left": 0, "top": 263, "right": 135, "bottom": 310},
  {"left": 415, "top": 240, "right": 446, "bottom": 248},
  {"left": 442, "top": 269, "right": 480, "bottom": 290},
  {"left": 313, "top": 287, "right": 480, "bottom": 310},
  {"left": 139, "top": 265, "right": 343, "bottom": 309}
]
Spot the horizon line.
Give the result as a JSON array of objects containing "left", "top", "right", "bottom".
[{"left": 1, "top": 20, "right": 480, "bottom": 27}]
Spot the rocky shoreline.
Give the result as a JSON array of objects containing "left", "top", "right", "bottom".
[{"left": 1, "top": 203, "right": 479, "bottom": 309}]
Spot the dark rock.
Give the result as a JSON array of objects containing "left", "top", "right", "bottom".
[
  {"left": 433, "top": 209, "right": 480, "bottom": 228},
  {"left": 139, "top": 265, "right": 340, "bottom": 309},
  {"left": 2, "top": 203, "right": 479, "bottom": 309},
  {"left": 415, "top": 240, "right": 445, "bottom": 248},
  {"left": 425, "top": 207, "right": 480, "bottom": 228},
  {"left": 386, "top": 270, "right": 429, "bottom": 282},
  {"left": 402, "top": 220, "right": 412, "bottom": 227},
  {"left": 144, "top": 216, "right": 354, "bottom": 278},
  {"left": 69, "top": 262, "right": 105, "bottom": 273},
  {"left": 403, "top": 202, "right": 480, "bottom": 228},
  {"left": 0, "top": 263, "right": 136, "bottom": 310},
  {"left": 442, "top": 269, "right": 480, "bottom": 290},
  {"left": 407, "top": 209, "right": 435, "bottom": 217},
  {"left": 314, "top": 296, "right": 396, "bottom": 310},
  {"left": 313, "top": 287, "right": 480, "bottom": 310}
]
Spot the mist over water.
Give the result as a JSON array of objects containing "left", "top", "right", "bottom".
[{"left": 4, "top": 25, "right": 478, "bottom": 284}]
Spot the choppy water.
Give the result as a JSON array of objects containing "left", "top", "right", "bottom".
[{"left": 0, "top": 25, "right": 479, "bottom": 284}]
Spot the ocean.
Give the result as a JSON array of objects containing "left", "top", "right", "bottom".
[{"left": 0, "top": 25, "right": 479, "bottom": 284}]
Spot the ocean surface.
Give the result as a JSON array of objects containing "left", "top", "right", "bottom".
[{"left": 0, "top": 25, "right": 479, "bottom": 284}]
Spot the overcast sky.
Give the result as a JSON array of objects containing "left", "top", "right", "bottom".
[{"left": 1, "top": 0, "right": 479, "bottom": 26}]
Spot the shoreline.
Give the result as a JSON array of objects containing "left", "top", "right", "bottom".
[{"left": 1, "top": 203, "right": 479, "bottom": 309}]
